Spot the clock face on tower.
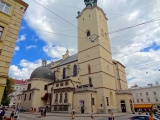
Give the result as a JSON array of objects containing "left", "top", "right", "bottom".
[{"left": 84, "top": 0, "right": 97, "bottom": 7}]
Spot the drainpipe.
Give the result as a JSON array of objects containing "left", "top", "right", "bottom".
[
  {"left": 70, "top": 79, "right": 75, "bottom": 109},
  {"left": 50, "top": 85, "right": 54, "bottom": 112}
]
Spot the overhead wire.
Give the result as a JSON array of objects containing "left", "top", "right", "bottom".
[
  {"left": 38, "top": 0, "right": 160, "bottom": 20},
  {"left": 33, "top": 0, "right": 86, "bottom": 34},
  {"left": 33, "top": 0, "right": 160, "bottom": 75}
]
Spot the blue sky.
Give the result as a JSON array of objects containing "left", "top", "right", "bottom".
[
  {"left": 9, "top": 0, "right": 160, "bottom": 87},
  {"left": 12, "top": 19, "right": 51, "bottom": 68}
]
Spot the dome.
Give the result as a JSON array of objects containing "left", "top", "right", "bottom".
[{"left": 30, "top": 66, "right": 54, "bottom": 80}]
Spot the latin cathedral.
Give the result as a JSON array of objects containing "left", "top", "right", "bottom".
[{"left": 16, "top": 0, "right": 134, "bottom": 114}]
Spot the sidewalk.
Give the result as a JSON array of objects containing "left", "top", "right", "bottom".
[
  {"left": 7, "top": 108, "right": 129, "bottom": 117},
  {"left": 26, "top": 112, "right": 128, "bottom": 117}
]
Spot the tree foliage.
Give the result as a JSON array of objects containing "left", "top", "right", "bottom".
[{"left": 1, "top": 77, "right": 15, "bottom": 106}]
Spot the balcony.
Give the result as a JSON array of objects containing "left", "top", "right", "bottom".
[
  {"left": 75, "top": 85, "right": 96, "bottom": 92},
  {"left": 116, "top": 90, "right": 132, "bottom": 95}
]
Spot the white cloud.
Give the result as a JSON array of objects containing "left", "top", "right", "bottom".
[
  {"left": 9, "top": 59, "right": 43, "bottom": 79},
  {"left": 11, "top": 0, "right": 160, "bottom": 87},
  {"left": 26, "top": 45, "right": 37, "bottom": 50},
  {"left": 43, "top": 45, "right": 77, "bottom": 59},
  {"left": 128, "top": 11, "right": 139, "bottom": 20},
  {"left": 14, "top": 46, "right": 20, "bottom": 51},
  {"left": 17, "top": 34, "right": 26, "bottom": 42}
]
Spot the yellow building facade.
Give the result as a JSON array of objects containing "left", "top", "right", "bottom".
[
  {"left": 17, "top": 1, "right": 134, "bottom": 114},
  {"left": 0, "top": 0, "right": 28, "bottom": 103}
]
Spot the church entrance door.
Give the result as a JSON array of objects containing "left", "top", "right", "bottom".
[
  {"left": 80, "top": 100, "right": 85, "bottom": 114},
  {"left": 120, "top": 100, "right": 126, "bottom": 112}
]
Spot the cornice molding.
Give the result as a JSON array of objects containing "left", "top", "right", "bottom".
[
  {"left": 77, "top": 6, "right": 108, "bottom": 20},
  {"left": 15, "top": 0, "right": 29, "bottom": 11}
]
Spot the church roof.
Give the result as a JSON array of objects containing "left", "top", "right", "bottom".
[
  {"left": 14, "top": 80, "right": 27, "bottom": 85},
  {"left": 58, "top": 54, "right": 78, "bottom": 66},
  {"left": 30, "top": 66, "right": 55, "bottom": 80}
]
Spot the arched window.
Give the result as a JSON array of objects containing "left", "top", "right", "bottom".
[
  {"left": 88, "top": 64, "right": 91, "bottom": 74},
  {"left": 63, "top": 68, "right": 66, "bottom": 79},
  {"left": 27, "top": 83, "right": 31, "bottom": 90},
  {"left": 73, "top": 64, "right": 77, "bottom": 76},
  {"left": 87, "top": 31, "right": 91, "bottom": 37}
]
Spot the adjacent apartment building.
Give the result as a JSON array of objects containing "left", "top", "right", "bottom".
[
  {"left": 0, "top": 0, "right": 28, "bottom": 103},
  {"left": 129, "top": 82, "right": 160, "bottom": 111},
  {"left": 9, "top": 79, "right": 27, "bottom": 107}
]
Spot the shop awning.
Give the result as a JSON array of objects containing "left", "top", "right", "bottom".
[{"left": 134, "top": 104, "right": 153, "bottom": 109}]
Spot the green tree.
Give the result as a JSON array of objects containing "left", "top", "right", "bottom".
[{"left": 1, "top": 77, "right": 15, "bottom": 106}]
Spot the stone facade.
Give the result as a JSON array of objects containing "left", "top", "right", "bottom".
[
  {"left": 18, "top": 2, "right": 133, "bottom": 114},
  {"left": 129, "top": 82, "right": 160, "bottom": 110},
  {"left": 0, "top": 0, "right": 28, "bottom": 103},
  {"left": 9, "top": 80, "right": 27, "bottom": 107}
]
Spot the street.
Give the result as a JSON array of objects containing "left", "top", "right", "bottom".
[
  {"left": 100, "top": 114, "right": 136, "bottom": 120},
  {"left": 4, "top": 110, "right": 138, "bottom": 120}
]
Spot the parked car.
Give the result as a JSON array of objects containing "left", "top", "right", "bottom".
[
  {"left": 155, "top": 114, "right": 160, "bottom": 119},
  {"left": 127, "top": 115, "right": 160, "bottom": 120}
]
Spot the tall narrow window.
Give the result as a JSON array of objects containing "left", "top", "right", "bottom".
[
  {"left": 92, "top": 98, "right": 94, "bottom": 105},
  {"left": 0, "top": 2, "right": 10, "bottom": 14},
  {"left": 89, "top": 77, "right": 92, "bottom": 87},
  {"left": 63, "top": 68, "right": 66, "bottom": 79},
  {"left": 59, "top": 93, "right": 63, "bottom": 103},
  {"left": 53, "top": 71, "right": 56, "bottom": 81},
  {"left": 55, "top": 93, "right": 58, "bottom": 102},
  {"left": 73, "top": 64, "right": 77, "bottom": 76},
  {"left": 0, "top": 26, "right": 4, "bottom": 39},
  {"left": 106, "top": 97, "right": 109, "bottom": 106},
  {"left": 29, "top": 93, "right": 32, "bottom": 101},
  {"left": 88, "top": 64, "right": 91, "bottom": 74},
  {"left": 27, "top": 83, "right": 31, "bottom": 90},
  {"left": 64, "top": 92, "right": 68, "bottom": 103},
  {"left": 87, "top": 31, "right": 90, "bottom": 37},
  {"left": 44, "top": 85, "right": 47, "bottom": 90},
  {"left": 24, "top": 94, "right": 26, "bottom": 101}
]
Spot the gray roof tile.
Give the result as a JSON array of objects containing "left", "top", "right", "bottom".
[{"left": 58, "top": 54, "right": 78, "bottom": 66}]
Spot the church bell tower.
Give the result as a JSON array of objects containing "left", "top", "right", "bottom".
[{"left": 77, "top": 0, "right": 117, "bottom": 111}]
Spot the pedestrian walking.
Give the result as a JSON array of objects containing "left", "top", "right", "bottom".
[
  {"left": 30, "top": 107, "right": 33, "bottom": 113},
  {"left": 90, "top": 110, "right": 94, "bottom": 120},
  {"left": 70, "top": 109, "right": 74, "bottom": 119},
  {"left": 14, "top": 109, "right": 19, "bottom": 120},
  {"left": 149, "top": 113, "right": 154, "bottom": 120},
  {"left": 1, "top": 108, "right": 5, "bottom": 119},
  {"left": 44, "top": 108, "right": 46, "bottom": 117},
  {"left": 10, "top": 111, "right": 14, "bottom": 120},
  {"left": 108, "top": 112, "right": 114, "bottom": 120}
]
